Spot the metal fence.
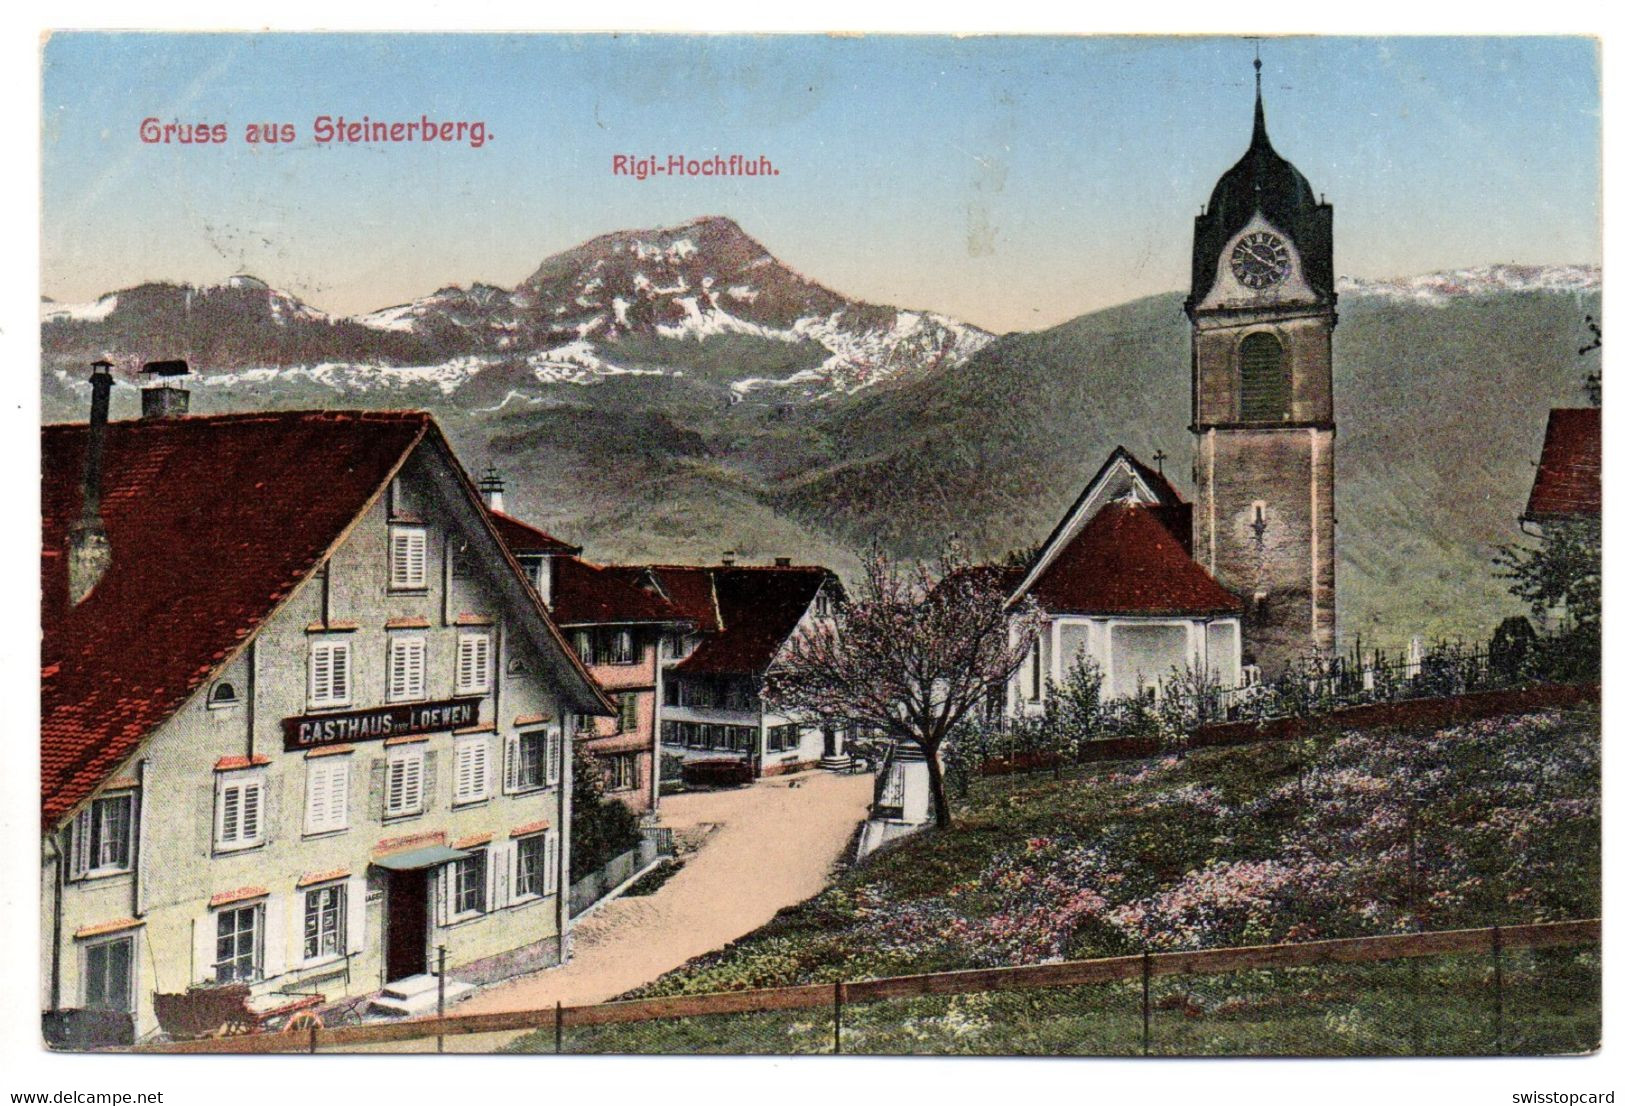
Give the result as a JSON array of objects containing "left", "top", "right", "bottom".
[{"left": 139, "top": 919, "right": 1598, "bottom": 1056}]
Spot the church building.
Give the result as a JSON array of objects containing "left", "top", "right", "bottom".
[{"left": 1186, "top": 59, "right": 1338, "bottom": 676}]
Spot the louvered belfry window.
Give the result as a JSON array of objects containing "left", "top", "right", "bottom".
[{"left": 1238, "top": 331, "right": 1289, "bottom": 422}]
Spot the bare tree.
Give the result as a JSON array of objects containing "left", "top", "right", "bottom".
[{"left": 766, "top": 545, "right": 1040, "bottom": 827}]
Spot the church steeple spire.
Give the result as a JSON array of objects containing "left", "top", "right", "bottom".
[{"left": 1251, "top": 52, "right": 1268, "bottom": 148}]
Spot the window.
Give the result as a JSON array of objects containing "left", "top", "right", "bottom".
[
  {"left": 389, "top": 477, "right": 416, "bottom": 518},
  {"left": 449, "top": 537, "right": 472, "bottom": 579},
  {"left": 454, "top": 736, "right": 491, "bottom": 804},
  {"left": 389, "top": 525, "right": 428, "bottom": 590},
  {"left": 1238, "top": 331, "right": 1289, "bottom": 422},
  {"left": 608, "top": 629, "right": 636, "bottom": 665},
  {"left": 208, "top": 680, "right": 240, "bottom": 708},
  {"left": 214, "top": 904, "right": 261, "bottom": 983},
  {"left": 385, "top": 747, "right": 426, "bottom": 818},
  {"left": 304, "top": 757, "right": 350, "bottom": 835},
  {"left": 814, "top": 589, "right": 834, "bottom": 617},
  {"left": 571, "top": 712, "right": 597, "bottom": 738},
  {"left": 768, "top": 724, "right": 800, "bottom": 753},
  {"left": 571, "top": 630, "right": 595, "bottom": 666},
  {"left": 71, "top": 793, "right": 134, "bottom": 877},
  {"left": 83, "top": 936, "right": 134, "bottom": 1012},
  {"left": 605, "top": 754, "right": 636, "bottom": 792},
  {"left": 505, "top": 729, "right": 556, "bottom": 792},
  {"left": 387, "top": 636, "right": 428, "bottom": 703},
  {"left": 308, "top": 640, "right": 351, "bottom": 708},
  {"left": 451, "top": 850, "right": 486, "bottom": 917},
  {"left": 514, "top": 834, "right": 547, "bottom": 899},
  {"left": 616, "top": 693, "right": 638, "bottom": 734},
  {"left": 215, "top": 774, "right": 265, "bottom": 851},
  {"left": 302, "top": 884, "right": 346, "bottom": 962},
  {"left": 456, "top": 632, "right": 491, "bottom": 695}
]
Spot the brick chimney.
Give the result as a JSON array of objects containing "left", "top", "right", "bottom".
[
  {"left": 139, "top": 358, "right": 190, "bottom": 418},
  {"left": 476, "top": 465, "right": 506, "bottom": 513},
  {"left": 774, "top": 556, "right": 791, "bottom": 567},
  {"left": 67, "top": 361, "right": 114, "bottom": 604},
  {"left": 720, "top": 550, "right": 737, "bottom": 567}
]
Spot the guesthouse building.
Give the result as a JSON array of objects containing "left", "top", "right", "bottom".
[{"left": 41, "top": 368, "right": 612, "bottom": 1044}]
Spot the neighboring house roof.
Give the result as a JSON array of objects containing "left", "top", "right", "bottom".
[
  {"left": 1023, "top": 502, "right": 1244, "bottom": 617},
  {"left": 1008, "top": 446, "right": 1189, "bottom": 607},
  {"left": 668, "top": 565, "right": 836, "bottom": 677},
  {"left": 487, "top": 510, "right": 582, "bottom": 556},
  {"left": 640, "top": 565, "right": 725, "bottom": 634},
  {"left": 41, "top": 409, "right": 607, "bottom": 831},
  {"left": 550, "top": 556, "right": 687, "bottom": 627},
  {"left": 1524, "top": 407, "right": 1601, "bottom": 522}
]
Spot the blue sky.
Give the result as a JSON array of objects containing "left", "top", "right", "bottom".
[{"left": 41, "top": 33, "right": 1600, "bottom": 332}]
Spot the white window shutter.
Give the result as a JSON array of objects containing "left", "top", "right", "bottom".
[
  {"left": 544, "top": 830, "right": 560, "bottom": 896},
  {"left": 70, "top": 809, "right": 92, "bottom": 879},
  {"left": 310, "top": 646, "right": 330, "bottom": 703},
  {"left": 434, "top": 866, "right": 450, "bottom": 928},
  {"left": 261, "top": 896, "right": 285, "bottom": 979},
  {"left": 331, "top": 760, "right": 350, "bottom": 829},
  {"left": 505, "top": 841, "right": 519, "bottom": 907},
  {"left": 345, "top": 875, "right": 367, "bottom": 954},
  {"left": 332, "top": 645, "right": 350, "bottom": 703},
  {"left": 193, "top": 914, "right": 217, "bottom": 984},
  {"left": 242, "top": 783, "right": 262, "bottom": 843},
  {"left": 304, "top": 765, "right": 327, "bottom": 835},
  {"left": 454, "top": 742, "right": 474, "bottom": 801},
  {"left": 545, "top": 729, "right": 561, "bottom": 787},
  {"left": 473, "top": 739, "right": 489, "bottom": 798},
  {"left": 504, "top": 734, "right": 519, "bottom": 793},
  {"left": 483, "top": 848, "right": 496, "bottom": 913}
]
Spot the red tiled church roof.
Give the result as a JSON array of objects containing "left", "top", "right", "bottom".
[
  {"left": 1525, "top": 407, "right": 1601, "bottom": 521},
  {"left": 486, "top": 510, "right": 581, "bottom": 555},
  {"left": 668, "top": 565, "right": 836, "bottom": 677},
  {"left": 1026, "top": 502, "right": 1243, "bottom": 617},
  {"left": 40, "top": 410, "right": 433, "bottom": 831},
  {"left": 550, "top": 556, "right": 686, "bottom": 627}
]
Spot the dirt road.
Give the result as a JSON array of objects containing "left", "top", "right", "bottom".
[{"left": 455, "top": 768, "right": 872, "bottom": 1016}]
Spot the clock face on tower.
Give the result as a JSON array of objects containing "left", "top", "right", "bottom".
[{"left": 1229, "top": 231, "right": 1292, "bottom": 290}]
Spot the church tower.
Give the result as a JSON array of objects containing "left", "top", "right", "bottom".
[{"left": 1187, "top": 60, "right": 1336, "bottom": 676}]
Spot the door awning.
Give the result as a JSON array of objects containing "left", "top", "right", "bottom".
[{"left": 371, "top": 845, "right": 469, "bottom": 871}]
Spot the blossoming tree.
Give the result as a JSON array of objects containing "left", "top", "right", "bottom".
[{"left": 766, "top": 545, "right": 1040, "bottom": 827}]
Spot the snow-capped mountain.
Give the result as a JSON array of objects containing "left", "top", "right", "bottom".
[
  {"left": 1337, "top": 264, "right": 1600, "bottom": 305},
  {"left": 42, "top": 217, "right": 992, "bottom": 404}
]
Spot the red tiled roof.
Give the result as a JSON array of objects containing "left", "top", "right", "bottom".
[
  {"left": 641, "top": 566, "right": 724, "bottom": 634},
  {"left": 671, "top": 565, "right": 836, "bottom": 676},
  {"left": 551, "top": 556, "right": 687, "bottom": 627},
  {"left": 1026, "top": 502, "right": 1243, "bottom": 617},
  {"left": 487, "top": 510, "right": 581, "bottom": 555},
  {"left": 41, "top": 410, "right": 433, "bottom": 831},
  {"left": 1525, "top": 408, "right": 1601, "bottom": 520}
]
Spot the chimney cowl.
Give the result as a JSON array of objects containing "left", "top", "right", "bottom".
[{"left": 720, "top": 550, "right": 737, "bottom": 566}]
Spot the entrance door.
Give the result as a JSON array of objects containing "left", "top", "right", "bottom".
[{"left": 384, "top": 869, "right": 430, "bottom": 981}]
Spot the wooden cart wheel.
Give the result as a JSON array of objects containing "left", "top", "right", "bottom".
[{"left": 284, "top": 1011, "right": 324, "bottom": 1034}]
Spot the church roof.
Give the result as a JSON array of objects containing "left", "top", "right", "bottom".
[
  {"left": 1024, "top": 502, "right": 1244, "bottom": 618},
  {"left": 1007, "top": 446, "right": 1190, "bottom": 607},
  {"left": 1524, "top": 407, "right": 1601, "bottom": 521},
  {"left": 1188, "top": 72, "right": 1334, "bottom": 308}
]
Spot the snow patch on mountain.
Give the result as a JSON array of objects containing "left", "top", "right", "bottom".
[
  {"left": 42, "top": 295, "right": 119, "bottom": 323},
  {"left": 1339, "top": 264, "right": 1600, "bottom": 306}
]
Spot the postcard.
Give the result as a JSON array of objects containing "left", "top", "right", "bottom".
[{"left": 34, "top": 30, "right": 1600, "bottom": 1066}]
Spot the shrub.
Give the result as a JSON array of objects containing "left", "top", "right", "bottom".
[{"left": 571, "top": 746, "right": 642, "bottom": 881}]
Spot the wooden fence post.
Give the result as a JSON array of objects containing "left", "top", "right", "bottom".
[
  {"left": 833, "top": 981, "right": 844, "bottom": 1055},
  {"left": 437, "top": 944, "right": 447, "bottom": 1054},
  {"left": 1141, "top": 951, "right": 1151, "bottom": 1056},
  {"left": 555, "top": 1000, "right": 563, "bottom": 1054},
  {"left": 1492, "top": 925, "right": 1504, "bottom": 1056},
  {"left": 308, "top": 1020, "right": 318, "bottom": 1055}
]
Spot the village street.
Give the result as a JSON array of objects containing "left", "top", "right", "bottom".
[{"left": 456, "top": 769, "right": 872, "bottom": 1017}]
